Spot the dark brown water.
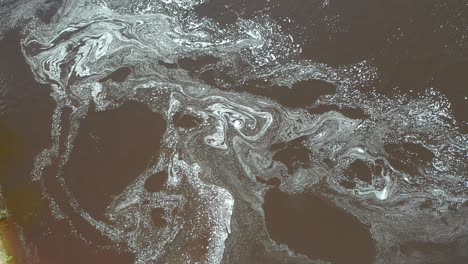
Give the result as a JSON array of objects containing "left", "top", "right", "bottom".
[
  {"left": 0, "top": 30, "right": 135, "bottom": 263},
  {"left": 263, "top": 189, "right": 376, "bottom": 264},
  {"left": 239, "top": 80, "right": 336, "bottom": 108},
  {"left": 64, "top": 101, "right": 166, "bottom": 219},
  {"left": 144, "top": 170, "right": 168, "bottom": 193},
  {"left": 0, "top": 0, "right": 467, "bottom": 263},
  {"left": 271, "top": 136, "right": 311, "bottom": 175}
]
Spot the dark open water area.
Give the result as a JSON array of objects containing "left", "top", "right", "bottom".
[{"left": 0, "top": 0, "right": 467, "bottom": 263}]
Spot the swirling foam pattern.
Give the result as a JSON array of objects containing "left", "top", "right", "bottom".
[{"left": 6, "top": 0, "right": 467, "bottom": 263}]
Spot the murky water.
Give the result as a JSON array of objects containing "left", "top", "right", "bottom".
[{"left": 0, "top": 0, "right": 467, "bottom": 263}]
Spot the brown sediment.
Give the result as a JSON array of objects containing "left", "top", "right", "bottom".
[
  {"left": 0, "top": 194, "right": 12, "bottom": 264},
  {"left": 263, "top": 189, "right": 376, "bottom": 264},
  {"left": 2, "top": 184, "right": 45, "bottom": 227},
  {"left": 0, "top": 29, "right": 57, "bottom": 264},
  {"left": 0, "top": 218, "right": 21, "bottom": 264},
  {"left": 0, "top": 187, "right": 29, "bottom": 264}
]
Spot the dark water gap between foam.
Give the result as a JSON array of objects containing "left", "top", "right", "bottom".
[
  {"left": 64, "top": 101, "right": 166, "bottom": 220},
  {"left": 263, "top": 188, "right": 376, "bottom": 264}
]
